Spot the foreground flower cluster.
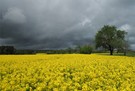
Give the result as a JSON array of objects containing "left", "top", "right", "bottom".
[{"left": 0, "top": 54, "right": 135, "bottom": 91}]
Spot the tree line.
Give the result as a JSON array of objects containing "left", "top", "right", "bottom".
[
  {"left": 0, "top": 45, "right": 93, "bottom": 54},
  {"left": 0, "top": 25, "right": 128, "bottom": 55},
  {"left": 0, "top": 46, "right": 16, "bottom": 54}
]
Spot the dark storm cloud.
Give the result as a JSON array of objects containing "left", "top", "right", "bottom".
[{"left": 0, "top": 0, "right": 135, "bottom": 50}]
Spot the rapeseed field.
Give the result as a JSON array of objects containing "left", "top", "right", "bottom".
[{"left": 0, "top": 54, "right": 135, "bottom": 91}]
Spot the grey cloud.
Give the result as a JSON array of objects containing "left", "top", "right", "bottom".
[
  {"left": 0, "top": 0, "right": 135, "bottom": 50},
  {"left": 3, "top": 8, "right": 26, "bottom": 24}
]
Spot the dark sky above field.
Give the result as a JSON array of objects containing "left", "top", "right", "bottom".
[{"left": 0, "top": 0, "right": 135, "bottom": 50}]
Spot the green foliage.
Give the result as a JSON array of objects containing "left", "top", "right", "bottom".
[
  {"left": 15, "top": 50, "right": 35, "bottom": 54},
  {"left": 80, "top": 45, "right": 93, "bottom": 54},
  {"left": 95, "top": 25, "right": 127, "bottom": 55},
  {"left": 0, "top": 46, "right": 16, "bottom": 54}
]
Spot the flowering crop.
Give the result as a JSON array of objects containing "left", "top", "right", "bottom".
[{"left": 0, "top": 54, "right": 135, "bottom": 91}]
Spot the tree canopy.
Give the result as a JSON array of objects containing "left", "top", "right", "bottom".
[
  {"left": 80, "top": 45, "right": 93, "bottom": 54},
  {"left": 95, "top": 25, "right": 127, "bottom": 55}
]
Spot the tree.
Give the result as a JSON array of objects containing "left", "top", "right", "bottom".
[
  {"left": 0, "top": 46, "right": 16, "bottom": 54},
  {"left": 123, "top": 40, "right": 128, "bottom": 56},
  {"left": 80, "top": 45, "right": 93, "bottom": 54},
  {"left": 95, "top": 25, "right": 127, "bottom": 55}
]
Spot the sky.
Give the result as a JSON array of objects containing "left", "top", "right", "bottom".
[{"left": 0, "top": 0, "right": 135, "bottom": 50}]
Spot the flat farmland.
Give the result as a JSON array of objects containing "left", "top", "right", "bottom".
[{"left": 0, "top": 54, "right": 135, "bottom": 91}]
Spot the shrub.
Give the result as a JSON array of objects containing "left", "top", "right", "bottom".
[{"left": 80, "top": 45, "right": 93, "bottom": 54}]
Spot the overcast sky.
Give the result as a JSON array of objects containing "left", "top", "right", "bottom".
[{"left": 0, "top": 0, "right": 135, "bottom": 50}]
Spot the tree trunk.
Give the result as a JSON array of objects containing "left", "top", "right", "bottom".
[
  {"left": 124, "top": 49, "right": 126, "bottom": 56},
  {"left": 110, "top": 49, "right": 113, "bottom": 55},
  {"left": 108, "top": 45, "right": 114, "bottom": 55}
]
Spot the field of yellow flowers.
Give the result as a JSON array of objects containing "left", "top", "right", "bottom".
[{"left": 0, "top": 54, "right": 135, "bottom": 91}]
